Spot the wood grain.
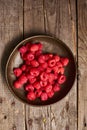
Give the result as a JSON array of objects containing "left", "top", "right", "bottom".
[
  {"left": 78, "top": 0, "right": 87, "bottom": 130},
  {"left": 0, "top": 0, "right": 25, "bottom": 130},
  {"left": 24, "top": 0, "right": 77, "bottom": 130}
]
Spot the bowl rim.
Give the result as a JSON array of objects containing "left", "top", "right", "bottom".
[{"left": 5, "top": 35, "right": 77, "bottom": 106}]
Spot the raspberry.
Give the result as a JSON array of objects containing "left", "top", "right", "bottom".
[
  {"left": 13, "top": 81, "right": 22, "bottom": 89},
  {"left": 41, "top": 62, "right": 48, "bottom": 69},
  {"left": 41, "top": 92, "right": 48, "bottom": 101},
  {"left": 58, "top": 67, "right": 64, "bottom": 74},
  {"left": 53, "top": 84, "right": 60, "bottom": 92},
  {"left": 40, "top": 81, "right": 47, "bottom": 87},
  {"left": 35, "top": 50, "right": 42, "bottom": 57},
  {"left": 38, "top": 43, "right": 43, "bottom": 50},
  {"left": 54, "top": 55, "right": 60, "bottom": 62},
  {"left": 26, "top": 74, "right": 35, "bottom": 80},
  {"left": 31, "top": 60, "right": 39, "bottom": 67},
  {"left": 30, "top": 44, "right": 39, "bottom": 52},
  {"left": 35, "top": 89, "right": 42, "bottom": 97},
  {"left": 48, "top": 59, "right": 56, "bottom": 67},
  {"left": 56, "top": 62, "right": 63, "bottom": 68},
  {"left": 25, "top": 84, "right": 34, "bottom": 91},
  {"left": 29, "top": 78, "right": 36, "bottom": 84},
  {"left": 21, "top": 65, "right": 27, "bottom": 71},
  {"left": 46, "top": 67, "right": 52, "bottom": 73},
  {"left": 61, "top": 58, "right": 69, "bottom": 66},
  {"left": 33, "top": 82, "right": 41, "bottom": 89},
  {"left": 37, "top": 66, "right": 44, "bottom": 72},
  {"left": 25, "top": 60, "right": 31, "bottom": 65},
  {"left": 30, "top": 68, "right": 39, "bottom": 77},
  {"left": 47, "top": 90, "right": 54, "bottom": 98},
  {"left": 25, "top": 43, "right": 31, "bottom": 49},
  {"left": 13, "top": 68, "right": 22, "bottom": 77},
  {"left": 38, "top": 55, "right": 46, "bottom": 63},
  {"left": 18, "top": 74, "right": 27, "bottom": 84},
  {"left": 53, "top": 66, "right": 58, "bottom": 73},
  {"left": 26, "top": 53, "right": 34, "bottom": 61},
  {"left": 45, "top": 85, "right": 52, "bottom": 93},
  {"left": 19, "top": 46, "right": 27, "bottom": 54},
  {"left": 48, "top": 73, "right": 55, "bottom": 83},
  {"left": 40, "top": 72, "right": 48, "bottom": 81},
  {"left": 58, "top": 75, "right": 66, "bottom": 84},
  {"left": 27, "top": 92, "right": 36, "bottom": 100}
]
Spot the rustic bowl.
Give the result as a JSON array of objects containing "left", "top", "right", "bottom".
[{"left": 5, "top": 35, "right": 76, "bottom": 106}]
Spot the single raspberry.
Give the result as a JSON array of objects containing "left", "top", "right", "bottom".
[
  {"left": 21, "top": 64, "right": 27, "bottom": 71},
  {"left": 40, "top": 81, "right": 47, "bottom": 87},
  {"left": 30, "top": 44, "right": 39, "bottom": 52},
  {"left": 35, "top": 50, "right": 42, "bottom": 57},
  {"left": 38, "top": 43, "right": 43, "bottom": 50},
  {"left": 26, "top": 53, "right": 34, "bottom": 61},
  {"left": 45, "top": 85, "right": 52, "bottom": 93},
  {"left": 33, "top": 82, "right": 41, "bottom": 89},
  {"left": 58, "top": 75, "right": 66, "bottom": 84},
  {"left": 56, "top": 62, "right": 63, "bottom": 68},
  {"left": 27, "top": 92, "right": 36, "bottom": 100},
  {"left": 18, "top": 74, "right": 27, "bottom": 84},
  {"left": 30, "top": 68, "right": 39, "bottom": 77},
  {"left": 35, "top": 89, "right": 42, "bottom": 97},
  {"left": 38, "top": 55, "right": 46, "bottom": 63},
  {"left": 58, "top": 67, "right": 64, "bottom": 74},
  {"left": 48, "top": 73, "right": 55, "bottom": 83},
  {"left": 53, "top": 66, "right": 58, "bottom": 73},
  {"left": 48, "top": 59, "right": 56, "bottom": 67},
  {"left": 13, "top": 68, "right": 22, "bottom": 77},
  {"left": 37, "top": 66, "right": 44, "bottom": 72},
  {"left": 53, "top": 84, "right": 60, "bottom": 92},
  {"left": 41, "top": 62, "right": 48, "bottom": 69},
  {"left": 13, "top": 81, "right": 22, "bottom": 89},
  {"left": 46, "top": 67, "right": 52, "bottom": 73},
  {"left": 25, "top": 84, "right": 34, "bottom": 91},
  {"left": 26, "top": 74, "right": 35, "bottom": 80},
  {"left": 41, "top": 92, "right": 48, "bottom": 101},
  {"left": 47, "top": 90, "right": 54, "bottom": 98},
  {"left": 29, "top": 78, "right": 36, "bottom": 84},
  {"left": 25, "top": 60, "right": 31, "bottom": 65},
  {"left": 25, "top": 43, "right": 31, "bottom": 50},
  {"left": 54, "top": 55, "right": 60, "bottom": 62},
  {"left": 19, "top": 46, "right": 27, "bottom": 54},
  {"left": 31, "top": 60, "right": 39, "bottom": 67},
  {"left": 61, "top": 58, "right": 69, "bottom": 66},
  {"left": 40, "top": 72, "right": 48, "bottom": 81}
]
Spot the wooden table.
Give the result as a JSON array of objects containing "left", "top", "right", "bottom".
[{"left": 0, "top": 0, "right": 86, "bottom": 130}]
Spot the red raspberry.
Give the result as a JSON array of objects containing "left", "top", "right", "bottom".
[
  {"left": 25, "top": 43, "right": 31, "bottom": 49},
  {"left": 53, "top": 84, "right": 60, "bottom": 92},
  {"left": 41, "top": 92, "right": 48, "bottom": 101},
  {"left": 41, "top": 62, "right": 48, "bottom": 69},
  {"left": 53, "top": 66, "right": 58, "bottom": 73},
  {"left": 13, "top": 81, "right": 22, "bottom": 89},
  {"left": 30, "top": 44, "right": 39, "bottom": 52},
  {"left": 40, "top": 72, "right": 48, "bottom": 81},
  {"left": 31, "top": 60, "right": 39, "bottom": 67},
  {"left": 25, "top": 60, "right": 31, "bottom": 65},
  {"left": 35, "top": 50, "right": 42, "bottom": 57},
  {"left": 48, "top": 54, "right": 53, "bottom": 58},
  {"left": 26, "top": 74, "right": 35, "bottom": 80},
  {"left": 45, "top": 85, "right": 52, "bottom": 93},
  {"left": 18, "top": 74, "right": 27, "bottom": 84},
  {"left": 13, "top": 68, "right": 22, "bottom": 77},
  {"left": 46, "top": 67, "right": 52, "bottom": 73},
  {"left": 38, "top": 55, "right": 46, "bottom": 63},
  {"left": 38, "top": 43, "right": 43, "bottom": 50},
  {"left": 54, "top": 55, "right": 60, "bottom": 62},
  {"left": 48, "top": 73, "right": 55, "bottom": 83},
  {"left": 30, "top": 68, "right": 39, "bottom": 77},
  {"left": 19, "top": 46, "right": 27, "bottom": 54},
  {"left": 61, "top": 58, "right": 69, "bottom": 66},
  {"left": 29, "top": 78, "right": 36, "bottom": 84},
  {"left": 35, "top": 89, "right": 42, "bottom": 97},
  {"left": 21, "top": 65, "right": 27, "bottom": 71},
  {"left": 47, "top": 90, "right": 54, "bottom": 98},
  {"left": 56, "top": 62, "right": 63, "bottom": 68},
  {"left": 58, "top": 75, "right": 66, "bottom": 84},
  {"left": 33, "top": 82, "right": 41, "bottom": 89},
  {"left": 25, "top": 84, "right": 34, "bottom": 91},
  {"left": 27, "top": 92, "right": 36, "bottom": 100},
  {"left": 58, "top": 67, "right": 64, "bottom": 74},
  {"left": 26, "top": 53, "right": 34, "bottom": 61},
  {"left": 37, "top": 66, "right": 44, "bottom": 72},
  {"left": 48, "top": 59, "right": 56, "bottom": 67},
  {"left": 40, "top": 81, "right": 47, "bottom": 87}
]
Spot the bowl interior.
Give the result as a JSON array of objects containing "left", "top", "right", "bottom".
[{"left": 6, "top": 36, "right": 76, "bottom": 106}]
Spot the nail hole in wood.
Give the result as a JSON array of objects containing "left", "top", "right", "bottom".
[{"left": 4, "top": 115, "right": 7, "bottom": 119}]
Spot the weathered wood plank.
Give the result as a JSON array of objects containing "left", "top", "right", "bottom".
[
  {"left": 44, "top": 0, "right": 77, "bottom": 130},
  {"left": 78, "top": 0, "right": 87, "bottom": 130},
  {"left": 0, "top": 0, "right": 25, "bottom": 130}
]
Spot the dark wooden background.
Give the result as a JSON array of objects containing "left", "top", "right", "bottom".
[{"left": 0, "top": 0, "right": 87, "bottom": 130}]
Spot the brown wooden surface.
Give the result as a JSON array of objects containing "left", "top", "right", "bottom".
[{"left": 0, "top": 0, "right": 86, "bottom": 130}]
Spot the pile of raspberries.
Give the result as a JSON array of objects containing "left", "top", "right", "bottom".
[{"left": 13, "top": 43, "right": 69, "bottom": 101}]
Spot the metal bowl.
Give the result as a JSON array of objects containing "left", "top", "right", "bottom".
[{"left": 5, "top": 35, "right": 76, "bottom": 106}]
